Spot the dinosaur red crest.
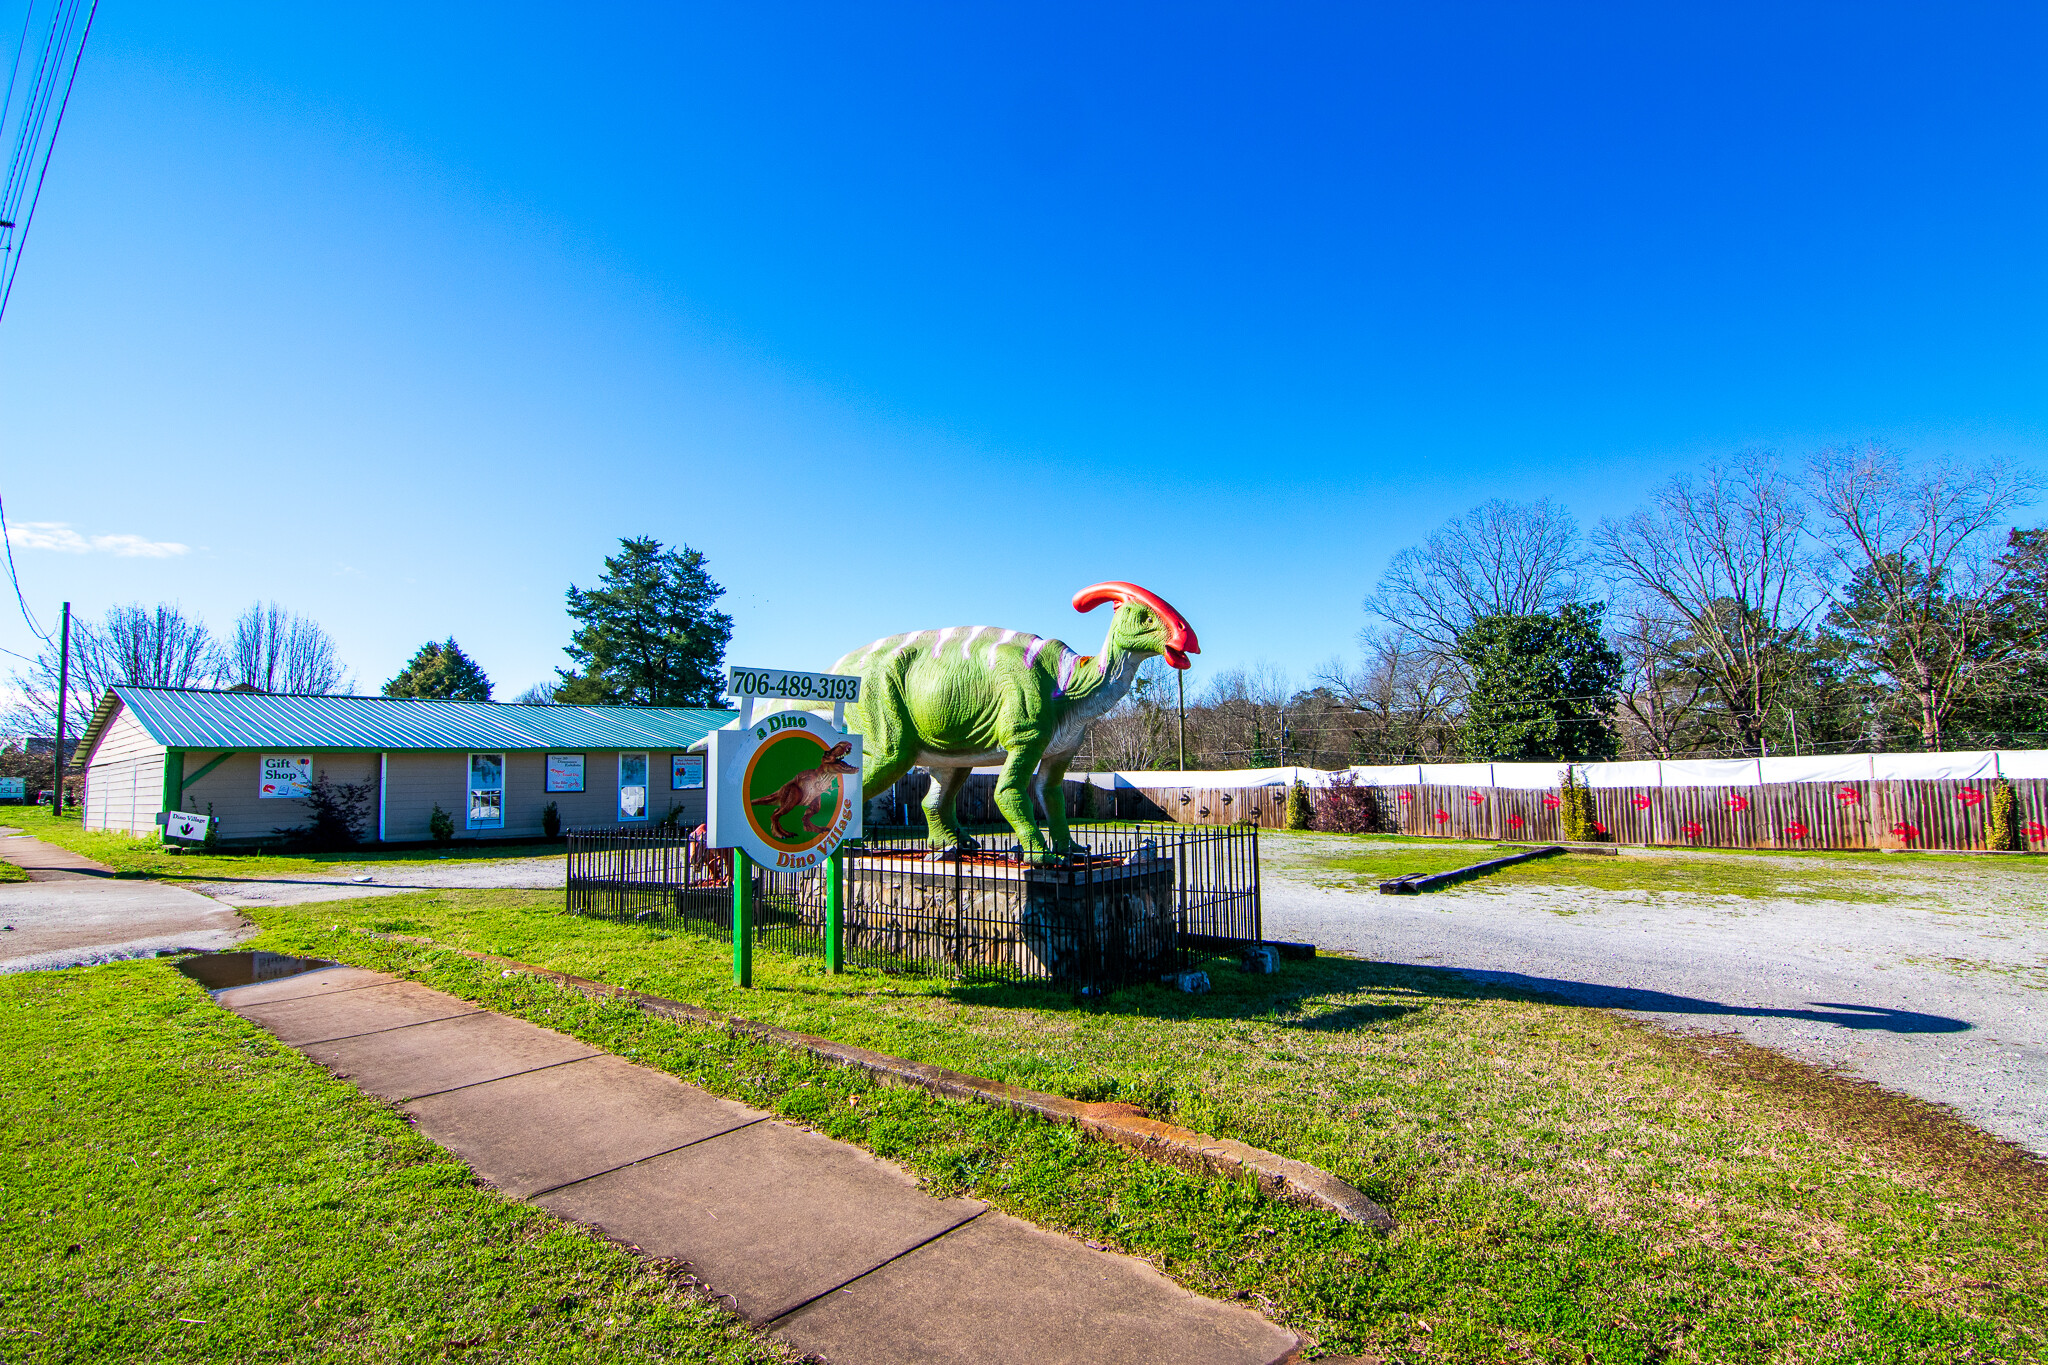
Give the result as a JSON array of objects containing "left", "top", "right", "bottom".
[{"left": 1071, "top": 582, "right": 1200, "bottom": 669}]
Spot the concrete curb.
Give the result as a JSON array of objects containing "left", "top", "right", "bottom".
[{"left": 374, "top": 936, "right": 1396, "bottom": 1231}]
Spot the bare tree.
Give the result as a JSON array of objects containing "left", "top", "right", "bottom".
[
  {"left": 95, "top": 603, "right": 222, "bottom": 688},
  {"left": 1075, "top": 657, "right": 1175, "bottom": 770},
  {"left": 510, "top": 681, "right": 559, "bottom": 705},
  {"left": 1810, "top": 442, "right": 2042, "bottom": 749},
  {"left": 224, "top": 602, "right": 350, "bottom": 694},
  {"left": 1592, "top": 460, "right": 1825, "bottom": 754},
  {"left": 1314, "top": 630, "right": 1464, "bottom": 762},
  {"left": 1366, "top": 498, "right": 1586, "bottom": 651},
  {"left": 4, "top": 603, "right": 221, "bottom": 743},
  {"left": 1608, "top": 602, "right": 1713, "bottom": 758}
]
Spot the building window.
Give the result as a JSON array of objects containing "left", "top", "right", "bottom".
[
  {"left": 469, "top": 753, "right": 505, "bottom": 830},
  {"left": 619, "top": 753, "right": 648, "bottom": 822}
]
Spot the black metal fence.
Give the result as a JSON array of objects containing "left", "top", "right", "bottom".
[{"left": 564, "top": 821, "right": 1261, "bottom": 987}]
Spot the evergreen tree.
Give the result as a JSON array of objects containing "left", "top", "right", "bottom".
[
  {"left": 555, "top": 537, "right": 733, "bottom": 707},
  {"left": 383, "top": 638, "right": 492, "bottom": 701},
  {"left": 1455, "top": 604, "right": 1623, "bottom": 761}
]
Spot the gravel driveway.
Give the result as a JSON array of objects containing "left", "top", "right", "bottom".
[{"left": 1262, "top": 840, "right": 2048, "bottom": 1157}]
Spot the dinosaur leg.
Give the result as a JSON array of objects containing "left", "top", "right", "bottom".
[
  {"left": 992, "top": 742, "right": 1054, "bottom": 863},
  {"left": 922, "top": 766, "right": 982, "bottom": 855},
  {"left": 1039, "top": 754, "right": 1079, "bottom": 854}
]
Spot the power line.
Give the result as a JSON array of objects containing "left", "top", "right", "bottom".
[
  {"left": 0, "top": 491, "right": 45, "bottom": 641},
  {"left": 0, "top": 0, "right": 98, "bottom": 324}
]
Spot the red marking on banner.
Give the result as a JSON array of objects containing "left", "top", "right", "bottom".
[
  {"left": 1786, "top": 821, "right": 1808, "bottom": 839},
  {"left": 1891, "top": 822, "right": 1920, "bottom": 842},
  {"left": 1727, "top": 794, "right": 1750, "bottom": 812},
  {"left": 1836, "top": 788, "right": 1860, "bottom": 803},
  {"left": 1680, "top": 821, "right": 1702, "bottom": 837},
  {"left": 1632, "top": 793, "right": 1650, "bottom": 809},
  {"left": 1541, "top": 794, "right": 1561, "bottom": 809},
  {"left": 1958, "top": 788, "right": 1985, "bottom": 807}
]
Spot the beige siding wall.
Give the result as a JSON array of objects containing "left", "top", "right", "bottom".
[
  {"left": 181, "top": 751, "right": 381, "bottom": 842},
  {"left": 383, "top": 750, "right": 705, "bottom": 840},
  {"left": 83, "top": 706, "right": 166, "bottom": 835}
]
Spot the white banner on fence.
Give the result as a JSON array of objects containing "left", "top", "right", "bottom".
[
  {"left": 1488, "top": 763, "right": 1568, "bottom": 790},
  {"left": 1579, "top": 761, "right": 1662, "bottom": 789},
  {"left": 1659, "top": 758, "right": 1762, "bottom": 787},
  {"left": 1870, "top": 751, "right": 2000, "bottom": 781},
  {"left": 1416, "top": 763, "right": 1494, "bottom": 787},
  {"left": 1755, "top": 756, "right": 1872, "bottom": 784},
  {"left": 1996, "top": 749, "right": 2048, "bottom": 779}
]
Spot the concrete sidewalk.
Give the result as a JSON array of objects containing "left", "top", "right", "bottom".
[
  {"left": 0, "top": 830, "right": 252, "bottom": 971},
  {"left": 0, "top": 826, "right": 114, "bottom": 880},
  {"left": 210, "top": 965, "right": 1300, "bottom": 1365}
]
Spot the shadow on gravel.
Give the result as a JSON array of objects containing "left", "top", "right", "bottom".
[
  {"left": 949, "top": 956, "right": 1972, "bottom": 1036},
  {"left": 1430, "top": 966, "right": 1973, "bottom": 1034}
]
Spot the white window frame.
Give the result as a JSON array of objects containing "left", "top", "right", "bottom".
[
  {"left": 618, "top": 752, "right": 649, "bottom": 822},
  {"left": 467, "top": 752, "right": 506, "bottom": 830}
]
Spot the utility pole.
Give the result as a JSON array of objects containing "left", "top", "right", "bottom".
[
  {"left": 52, "top": 602, "right": 69, "bottom": 810},
  {"left": 1176, "top": 670, "right": 1187, "bottom": 771}
]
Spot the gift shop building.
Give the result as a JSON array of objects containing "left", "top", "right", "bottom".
[{"left": 75, "top": 686, "right": 732, "bottom": 844}]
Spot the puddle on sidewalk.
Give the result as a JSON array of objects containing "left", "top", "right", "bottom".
[{"left": 175, "top": 950, "right": 342, "bottom": 992}]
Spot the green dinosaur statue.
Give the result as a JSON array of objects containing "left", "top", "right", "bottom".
[{"left": 829, "top": 581, "right": 1198, "bottom": 862}]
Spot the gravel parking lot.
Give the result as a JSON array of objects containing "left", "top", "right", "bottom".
[{"left": 1261, "top": 835, "right": 2048, "bottom": 1157}]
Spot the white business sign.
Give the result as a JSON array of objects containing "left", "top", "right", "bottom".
[
  {"left": 707, "top": 709, "right": 862, "bottom": 870},
  {"left": 164, "top": 810, "right": 213, "bottom": 842},
  {"left": 259, "top": 755, "right": 312, "bottom": 799}
]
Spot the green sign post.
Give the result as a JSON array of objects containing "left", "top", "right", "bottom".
[{"left": 705, "top": 667, "right": 865, "bottom": 986}]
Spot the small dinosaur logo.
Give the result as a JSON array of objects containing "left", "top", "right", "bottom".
[{"left": 750, "top": 741, "right": 856, "bottom": 839}]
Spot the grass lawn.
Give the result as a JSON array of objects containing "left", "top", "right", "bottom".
[
  {"left": 0, "top": 804, "right": 563, "bottom": 882},
  {"left": 0, "top": 962, "right": 793, "bottom": 1364},
  {"left": 223, "top": 887, "right": 2048, "bottom": 1363},
  {"left": 1263, "top": 829, "right": 2048, "bottom": 901}
]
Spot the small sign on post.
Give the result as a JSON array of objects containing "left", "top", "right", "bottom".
[{"left": 163, "top": 810, "right": 213, "bottom": 844}]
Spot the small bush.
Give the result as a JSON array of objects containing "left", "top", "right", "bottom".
[
  {"left": 1987, "top": 777, "right": 2023, "bottom": 850},
  {"left": 429, "top": 803, "right": 455, "bottom": 843},
  {"left": 542, "top": 800, "right": 561, "bottom": 839},
  {"left": 202, "top": 801, "right": 219, "bottom": 853},
  {"left": 1312, "top": 772, "right": 1384, "bottom": 833},
  {"left": 1285, "top": 781, "right": 1313, "bottom": 830},
  {"left": 1559, "top": 765, "right": 1601, "bottom": 841},
  {"left": 275, "top": 772, "right": 377, "bottom": 851}
]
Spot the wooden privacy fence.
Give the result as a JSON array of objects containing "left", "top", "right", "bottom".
[
  {"left": 862, "top": 761, "right": 2048, "bottom": 852},
  {"left": 1111, "top": 778, "right": 2048, "bottom": 852}
]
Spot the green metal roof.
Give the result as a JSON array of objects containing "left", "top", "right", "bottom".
[{"left": 80, "top": 686, "right": 735, "bottom": 757}]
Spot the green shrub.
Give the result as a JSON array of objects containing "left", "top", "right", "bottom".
[
  {"left": 541, "top": 800, "right": 562, "bottom": 838},
  {"left": 1285, "top": 781, "right": 1313, "bottom": 830},
  {"left": 1559, "top": 765, "right": 1600, "bottom": 842},
  {"left": 202, "top": 802, "right": 219, "bottom": 853},
  {"left": 429, "top": 803, "right": 455, "bottom": 843},
  {"left": 1987, "top": 778, "right": 2023, "bottom": 850}
]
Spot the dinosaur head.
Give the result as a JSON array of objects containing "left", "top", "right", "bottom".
[{"left": 1071, "top": 582, "right": 1201, "bottom": 670}]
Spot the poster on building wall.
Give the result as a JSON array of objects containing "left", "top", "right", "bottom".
[
  {"left": 671, "top": 754, "right": 704, "bottom": 790},
  {"left": 259, "top": 755, "right": 312, "bottom": 799},
  {"left": 546, "top": 754, "right": 585, "bottom": 792}
]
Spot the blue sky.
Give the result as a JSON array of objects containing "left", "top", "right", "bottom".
[{"left": 2, "top": 2, "right": 2044, "bottom": 700}]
